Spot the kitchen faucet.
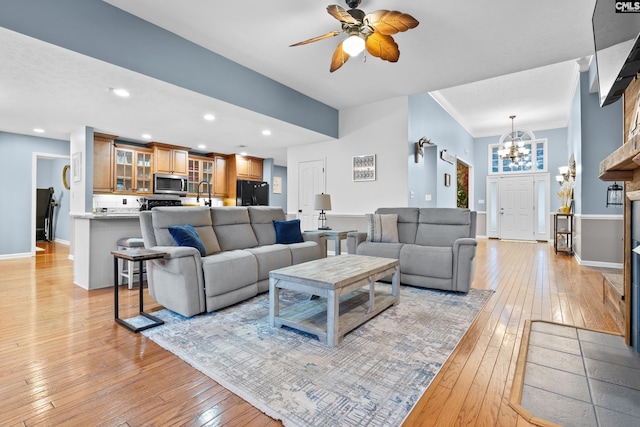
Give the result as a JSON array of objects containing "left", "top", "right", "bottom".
[{"left": 196, "top": 180, "right": 212, "bottom": 207}]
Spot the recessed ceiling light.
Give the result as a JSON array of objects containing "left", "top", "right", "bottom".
[
  {"left": 142, "top": 133, "right": 152, "bottom": 140},
  {"left": 33, "top": 128, "right": 45, "bottom": 133},
  {"left": 204, "top": 114, "right": 215, "bottom": 121},
  {"left": 262, "top": 130, "right": 271, "bottom": 136},
  {"left": 109, "top": 87, "right": 130, "bottom": 98},
  {"left": 198, "top": 144, "right": 206, "bottom": 149}
]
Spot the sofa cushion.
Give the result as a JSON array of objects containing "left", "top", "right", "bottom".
[
  {"left": 274, "top": 219, "right": 304, "bottom": 244},
  {"left": 400, "top": 244, "right": 452, "bottom": 279},
  {"left": 356, "top": 241, "right": 404, "bottom": 260},
  {"left": 168, "top": 224, "right": 206, "bottom": 256},
  {"left": 245, "top": 245, "right": 292, "bottom": 281},
  {"left": 366, "top": 213, "right": 399, "bottom": 243},
  {"left": 211, "top": 207, "right": 259, "bottom": 251},
  {"left": 288, "top": 241, "right": 322, "bottom": 264},
  {"left": 152, "top": 207, "right": 221, "bottom": 255},
  {"left": 201, "top": 249, "right": 258, "bottom": 296},
  {"left": 415, "top": 208, "right": 471, "bottom": 247},
  {"left": 375, "top": 208, "right": 419, "bottom": 244},
  {"left": 248, "top": 206, "right": 286, "bottom": 246}
]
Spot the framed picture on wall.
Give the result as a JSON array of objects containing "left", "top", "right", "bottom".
[
  {"left": 273, "top": 176, "right": 282, "bottom": 194},
  {"left": 353, "top": 154, "right": 376, "bottom": 181},
  {"left": 72, "top": 151, "right": 82, "bottom": 182}
]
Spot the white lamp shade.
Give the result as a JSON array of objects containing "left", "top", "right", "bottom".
[
  {"left": 558, "top": 166, "right": 570, "bottom": 175},
  {"left": 342, "top": 35, "right": 365, "bottom": 56},
  {"left": 314, "top": 194, "right": 332, "bottom": 211}
]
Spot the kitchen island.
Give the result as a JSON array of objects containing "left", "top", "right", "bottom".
[{"left": 72, "top": 212, "right": 142, "bottom": 290}]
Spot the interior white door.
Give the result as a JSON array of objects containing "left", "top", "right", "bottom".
[
  {"left": 499, "top": 175, "right": 535, "bottom": 241},
  {"left": 298, "top": 159, "right": 325, "bottom": 231}
]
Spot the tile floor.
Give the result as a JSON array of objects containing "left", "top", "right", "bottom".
[{"left": 521, "top": 322, "right": 640, "bottom": 427}]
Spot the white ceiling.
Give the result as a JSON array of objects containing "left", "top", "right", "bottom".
[{"left": 0, "top": 0, "right": 598, "bottom": 163}]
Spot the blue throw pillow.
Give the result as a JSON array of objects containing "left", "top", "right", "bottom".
[
  {"left": 168, "top": 224, "right": 206, "bottom": 256},
  {"left": 273, "top": 219, "right": 304, "bottom": 244}
]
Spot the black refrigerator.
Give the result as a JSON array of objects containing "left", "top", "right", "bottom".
[{"left": 236, "top": 180, "right": 269, "bottom": 206}]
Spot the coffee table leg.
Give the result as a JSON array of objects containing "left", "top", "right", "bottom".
[
  {"left": 269, "top": 278, "right": 279, "bottom": 327},
  {"left": 368, "top": 276, "right": 374, "bottom": 314},
  {"left": 327, "top": 289, "right": 339, "bottom": 346},
  {"left": 391, "top": 266, "right": 400, "bottom": 298}
]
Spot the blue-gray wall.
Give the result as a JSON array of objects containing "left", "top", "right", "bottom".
[
  {"left": 271, "top": 165, "right": 288, "bottom": 212},
  {"left": 0, "top": 0, "right": 338, "bottom": 139},
  {"left": 408, "top": 94, "right": 475, "bottom": 208},
  {"left": 474, "top": 128, "right": 568, "bottom": 213},
  {"left": 0, "top": 131, "right": 69, "bottom": 255},
  {"left": 37, "top": 157, "right": 71, "bottom": 242},
  {"left": 576, "top": 69, "right": 624, "bottom": 215}
]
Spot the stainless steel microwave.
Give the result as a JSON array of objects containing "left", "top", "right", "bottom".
[{"left": 153, "top": 173, "right": 188, "bottom": 197}]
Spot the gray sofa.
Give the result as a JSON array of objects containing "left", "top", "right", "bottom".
[
  {"left": 139, "top": 206, "right": 326, "bottom": 317},
  {"left": 347, "top": 208, "right": 477, "bottom": 292}
]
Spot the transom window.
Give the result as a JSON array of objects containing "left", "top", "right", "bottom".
[{"left": 489, "top": 137, "right": 547, "bottom": 174}]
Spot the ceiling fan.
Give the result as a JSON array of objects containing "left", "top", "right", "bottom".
[{"left": 290, "top": 0, "right": 419, "bottom": 72}]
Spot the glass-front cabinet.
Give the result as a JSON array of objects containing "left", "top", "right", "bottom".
[
  {"left": 114, "top": 145, "right": 152, "bottom": 194},
  {"left": 115, "top": 147, "right": 133, "bottom": 192},
  {"left": 135, "top": 150, "right": 152, "bottom": 193},
  {"left": 188, "top": 157, "right": 214, "bottom": 196}
]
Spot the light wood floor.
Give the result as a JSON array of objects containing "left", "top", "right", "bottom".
[{"left": 1, "top": 240, "right": 618, "bottom": 426}]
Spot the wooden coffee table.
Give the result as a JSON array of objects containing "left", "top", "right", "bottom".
[{"left": 268, "top": 255, "right": 400, "bottom": 347}]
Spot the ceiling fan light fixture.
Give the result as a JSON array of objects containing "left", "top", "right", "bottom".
[{"left": 342, "top": 34, "right": 365, "bottom": 56}]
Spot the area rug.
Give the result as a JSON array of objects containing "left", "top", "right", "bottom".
[{"left": 142, "top": 286, "right": 492, "bottom": 427}]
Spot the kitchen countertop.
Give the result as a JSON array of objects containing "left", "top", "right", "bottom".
[{"left": 71, "top": 211, "right": 140, "bottom": 219}]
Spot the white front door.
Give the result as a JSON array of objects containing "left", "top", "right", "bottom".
[
  {"left": 499, "top": 175, "right": 535, "bottom": 241},
  {"left": 298, "top": 159, "right": 325, "bottom": 231}
]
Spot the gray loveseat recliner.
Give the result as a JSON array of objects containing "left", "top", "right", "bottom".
[
  {"left": 139, "top": 206, "right": 326, "bottom": 317},
  {"left": 347, "top": 208, "right": 477, "bottom": 292}
]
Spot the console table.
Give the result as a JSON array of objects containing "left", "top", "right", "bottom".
[{"left": 111, "top": 248, "right": 167, "bottom": 332}]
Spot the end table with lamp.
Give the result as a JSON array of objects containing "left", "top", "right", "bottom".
[
  {"left": 314, "top": 193, "right": 332, "bottom": 230},
  {"left": 111, "top": 247, "right": 167, "bottom": 332}
]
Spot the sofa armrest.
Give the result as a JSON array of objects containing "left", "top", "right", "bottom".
[
  {"left": 152, "top": 245, "right": 200, "bottom": 258},
  {"left": 347, "top": 232, "right": 368, "bottom": 254},
  {"left": 452, "top": 238, "right": 478, "bottom": 292},
  {"left": 302, "top": 232, "right": 327, "bottom": 258},
  {"left": 145, "top": 245, "right": 206, "bottom": 317}
]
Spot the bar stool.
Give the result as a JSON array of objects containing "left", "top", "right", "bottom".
[{"left": 116, "top": 237, "right": 145, "bottom": 289}]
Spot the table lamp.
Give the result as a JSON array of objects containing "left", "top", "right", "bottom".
[{"left": 314, "top": 193, "right": 332, "bottom": 230}]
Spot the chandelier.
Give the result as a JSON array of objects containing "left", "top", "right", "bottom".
[{"left": 498, "top": 115, "right": 530, "bottom": 168}]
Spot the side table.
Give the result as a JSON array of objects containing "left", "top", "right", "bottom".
[
  {"left": 306, "top": 229, "right": 356, "bottom": 255},
  {"left": 111, "top": 248, "right": 167, "bottom": 332}
]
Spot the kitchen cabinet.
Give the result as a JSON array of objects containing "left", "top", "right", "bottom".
[
  {"left": 213, "top": 155, "right": 228, "bottom": 196},
  {"left": 187, "top": 156, "right": 214, "bottom": 196},
  {"left": 93, "top": 132, "right": 116, "bottom": 193},
  {"left": 148, "top": 142, "right": 188, "bottom": 175},
  {"left": 224, "top": 154, "right": 263, "bottom": 205},
  {"left": 113, "top": 145, "right": 153, "bottom": 194},
  {"left": 235, "top": 155, "right": 263, "bottom": 181},
  {"left": 135, "top": 150, "right": 153, "bottom": 193},
  {"left": 188, "top": 154, "right": 228, "bottom": 197}
]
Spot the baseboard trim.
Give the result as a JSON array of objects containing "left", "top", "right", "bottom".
[
  {"left": 0, "top": 252, "right": 32, "bottom": 260},
  {"left": 574, "top": 252, "right": 623, "bottom": 269}
]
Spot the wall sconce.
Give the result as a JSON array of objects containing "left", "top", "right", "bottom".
[
  {"left": 606, "top": 182, "right": 623, "bottom": 208},
  {"left": 414, "top": 137, "right": 433, "bottom": 163},
  {"left": 444, "top": 173, "right": 451, "bottom": 187}
]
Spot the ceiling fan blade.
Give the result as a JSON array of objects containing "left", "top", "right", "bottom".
[
  {"left": 290, "top": 30, "right": 342, "bottom": 47},
  {"left": 330, "top": 41, "right": 350, "bottom": 72},
  {"left": 365, "top": 32, "right": 399, "bottom": 62},
  {"left": 327, "top": 5, "right": 359, "bottom": 24},
  {"left": 365, "top": 10, "right": 419, "bottom": 35}
]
